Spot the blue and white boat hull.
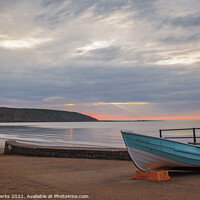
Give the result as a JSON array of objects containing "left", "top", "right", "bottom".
[{"left": 121, "top": 130, "right": 200, "bottom": 171}]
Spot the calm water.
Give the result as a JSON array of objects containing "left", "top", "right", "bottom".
[{"left": 0, "top": 120, "right": 200, "bottom": 149}]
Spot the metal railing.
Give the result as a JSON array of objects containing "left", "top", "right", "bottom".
[{"left": 159, "top": 128, "right": 200, "bottom": 144}]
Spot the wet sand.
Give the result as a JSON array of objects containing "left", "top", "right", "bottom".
[{"left": 0, "top": 155, "right": 200, "bottom": 200}]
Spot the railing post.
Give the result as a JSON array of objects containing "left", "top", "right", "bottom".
[
  {"left": 159, "top": 129, "right": 162, "bottom": 138},
  {"left": 193, "top": 128, "right": 196, "bottom": 144}
]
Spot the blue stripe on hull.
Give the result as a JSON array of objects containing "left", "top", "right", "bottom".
[{"left": 122, "top": 131, "right": 200, "bottom": 167}]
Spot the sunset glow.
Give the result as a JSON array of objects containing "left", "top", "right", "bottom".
[
  {"left": 85, "top": 102, "right": 148, "bottom": 106},
  {"left": 93, "top": 114, "right": 200, "bottom": 121},
  {"left": 64, "top": 104, "right": 76, "bottom": 106}
]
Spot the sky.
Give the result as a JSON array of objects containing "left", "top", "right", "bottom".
[{"left": 0, "top": 0, "right": 200, "bottom": 120}]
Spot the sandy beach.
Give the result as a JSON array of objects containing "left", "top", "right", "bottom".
[
  {"left": 0, "top": 155, "right": 200, "bottom": 200},
  {"left": 0, "top": 147, "right": 4, "bottom": 154}
]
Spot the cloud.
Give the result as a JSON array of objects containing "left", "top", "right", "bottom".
[
  {"left": 0, "top": 37, "right": 52, "bottom": 49},
  {"left": 76, "top": 40, "right": 114, "bottom": 55},
  {"left": 64, "top": 104, "right": 76, "bottom": 107},
  {"left": 0, "top": 0, "right": 200, "bottom": 119},
  {"left": 164, "top": 13, "right": 200, "bottom": 28},
  {"left": 43, "top": 96, "right": 64, "bottom": 102},
  {"left": 64, "top": 101, "right": 148, "bottom": 106},
  {"left": 86, "top": 102, "right": 148, "bottom": 106}
]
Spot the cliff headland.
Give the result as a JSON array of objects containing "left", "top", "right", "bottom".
[{"left": 0, "top": 107, "right": 98, "bottom": 122}]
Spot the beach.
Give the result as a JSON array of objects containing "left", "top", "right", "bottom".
[
  {"left": 0, "top": 147, "right": 4, "bottom": 154},
  {"left": 1, "top": 154, "right": 200, "bottom": 200}
]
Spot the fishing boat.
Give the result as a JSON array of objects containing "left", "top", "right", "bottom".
[{"left": 121, "top": 128, "right": 200, "bottom": 171}]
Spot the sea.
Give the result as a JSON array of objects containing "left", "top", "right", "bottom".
[{"left": 0, "top": 120, "right": 200, "bottom": 150}]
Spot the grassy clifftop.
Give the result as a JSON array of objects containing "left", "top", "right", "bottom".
[{"left": 0, "top": 107, "right": 98, "bottom": 122}]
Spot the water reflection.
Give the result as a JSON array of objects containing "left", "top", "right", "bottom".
[{"left": 0, "top": 126, "right": 125, "bottom": 148}]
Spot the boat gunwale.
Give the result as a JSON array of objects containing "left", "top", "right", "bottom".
[{"left": 121, "top": 130, "right": 200, "bottom": 148}]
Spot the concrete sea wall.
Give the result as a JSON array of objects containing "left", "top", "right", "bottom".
[{"left": 4, "top": 141, "right": 131, "bottom": 161}]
